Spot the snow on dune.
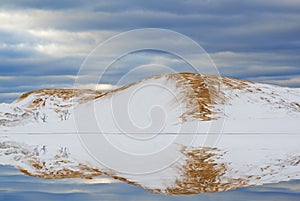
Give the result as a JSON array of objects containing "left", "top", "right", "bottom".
[{"left": 0, "top": 72, "right": 300, "bottom": 194}]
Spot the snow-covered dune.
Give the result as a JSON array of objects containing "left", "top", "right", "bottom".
[{"left": 0, "top": 73, "right": 300, "bottom": 194}]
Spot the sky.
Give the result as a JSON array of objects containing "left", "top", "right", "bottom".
[{"left": 0, "top": 0, "right": 300, "bottom": 103}]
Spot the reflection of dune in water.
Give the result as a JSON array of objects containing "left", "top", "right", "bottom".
[
  {"left": 165, "top": 146, "right": 248, "bottom": 194},
  {"left": 1, "top": 139, "right": 300, "bottom": 194}
]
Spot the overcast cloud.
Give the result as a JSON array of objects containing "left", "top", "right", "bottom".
[{"left": 0, "top": 0, "right": 300, "bottom": 102}]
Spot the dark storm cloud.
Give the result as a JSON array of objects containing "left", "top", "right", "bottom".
[
  {"left": 2, "top": 0, "right": 300, "bottom": 14},
  {"left": 2, "top": 1, "right": 300, "bottom": 52},
  {"left": 0, "top": 0, "right": 300, "bottom": 102},
  {"left": 0, "top": 0, "right": 87, "bottom": 10},
  {"left": 2, "top": 4, "right": 298, "bottom": 53}
]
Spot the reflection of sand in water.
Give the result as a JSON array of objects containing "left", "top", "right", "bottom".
[
  {"left": 0, "top": 141, "right": 102, "bottom": 179},
  {"left": 19, "top": 162, "right": 102, "bottom": 179},
  {"left": 165, "top": 146, "right": 248, "bottom": 194}
]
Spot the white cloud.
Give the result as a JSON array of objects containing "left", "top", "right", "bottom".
[
  {"left": 263, "top": 77, "right": 300, "bottom": 87},
  {"left": 28, "top": 29, "right": 116, "bottom": 57},
  {"left": 75, "top": 177, "right": 120, "bottom": 184},
  {"left": 0, "top": 92, "right": 22, "bottom": 98},
  {"left": 0, "top": 92, "right": 23, "bottom": 102},
  {"left": 0, "top": 9, "right": 117, "bottom": 58},
  {"left": 0, "top": 76, "right": 14, "bottom": 81},
  {"left": 76, "top": 83, "right": 119, "bottom": 91}
]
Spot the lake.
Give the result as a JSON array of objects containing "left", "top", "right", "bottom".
[{"left": 0, "top": 165, "right": 299, "bottom": 201}]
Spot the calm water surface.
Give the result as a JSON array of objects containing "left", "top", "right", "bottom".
[{"left": 0, "top": 165, "right": 299, "bottom": 201}]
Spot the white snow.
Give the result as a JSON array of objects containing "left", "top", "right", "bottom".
[{"left": 0, "top": 73, "right": 300, "bottom": 194}]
